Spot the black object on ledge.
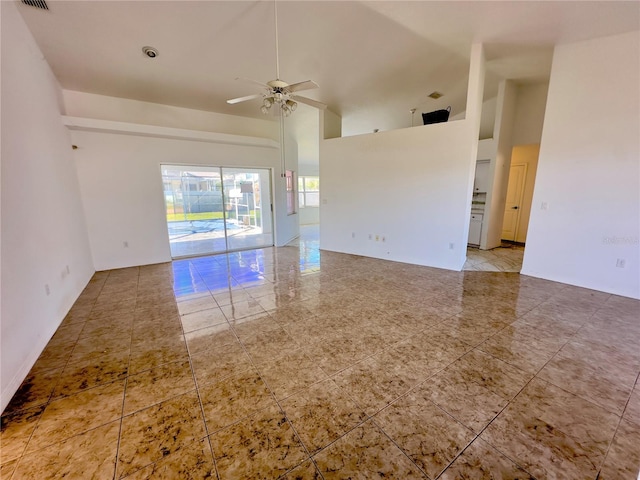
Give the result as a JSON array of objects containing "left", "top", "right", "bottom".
[{"left": 422, "top": 106, "right": 451, "bottom": 125}]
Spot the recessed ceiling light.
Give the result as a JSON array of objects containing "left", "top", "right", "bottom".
[
  {"left": 428, "top": 91, "right": 443, "bottom": 99},
  {"left": 142, "top": 46, "right": 159, "bottom": 59}
]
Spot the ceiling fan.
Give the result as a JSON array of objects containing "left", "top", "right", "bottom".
[{"left": 226, "top": 1, "right": 326, "bottom": 116}]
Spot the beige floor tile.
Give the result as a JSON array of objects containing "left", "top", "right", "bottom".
[
  {"left": 0, "top": 459, "right": 18, "bottom": 478},
  {"left": 538, "top": 350, "right": 635, "bottom": 415},
  {"left": 624, "top": 382, "right": 640, "bottom": 426},
  {"left": 176, "top": 295, "right": 217, "bottom": 315},
  {"left": 374, "top": 391, "right": 475, "bottom": 478},
  {"left": 128, "top": 335, "right": 189, "bottom": 374},
  {"left": 220, "top": 298, "right": 267, "bottom": 321},
  {"left": 52, "top": 349, "right": 129, "bottom": 398},
  {"left": 257, "top": 348, "right": 329, "bottom": 400},
  {"left": 69, "top": 330, "right": 132, "bottom": 365},
  {"left": 179, "top": 307, "right": 227, "bottom": 333},
  {"left": 3, "top": 235, "right": 638, "bottom": 479},
  {"left": 439, "top": 438, "right": 535, "bottom": 479},
  {"left": 28, "top": 342, "right": 75, "bottom": 374},
  {"left": 26, "top": 380, "right": 125, "bottom": 454},
  {"left": 123, "top": 360, "right": 196, "bottom": 415},
  {"left": 209, "top": 405, "right": 308, "bottom": 479},
  {"left": 120, "top": 438, "right": 216, "bottom": 479},
  {"left": 596, "top": 419, "right": 640, "bottom": 480},
  {"left": 332, "top": 355, "right": 415, "bottom": 416},
  {"left": 80, "top": 314, "right": 134, "bottom": 339},
  {"left": 47, "top": 321, "right": 85, "bottom": 348},
  {"left": 2, "top": 368, "right": 62, "bottom": 414},
  {"left": 0, "top": 405, "right": 46, "bottom": 463},
  {"left": 303, "top": 334, "right": 371, "bottom": 376},
  {"left": 117, "top": 391, "right": 206, "bottom": 478},
  {"left": 240, "top": 326, "right": 299, "bottom": 365},
  {"left": 279, "top": 459, "right": 323, "bottom": 479},
  {"left": 190, "top": 340, "right": 253, "bottom": 387},
  {"left": 184, "top": 322, "right": 237, "bottom": 355},
  {"left": 478, "top": 330, "right": 561, "bottom": 374},
  {"left": 446, "top": 350, "right": 534, "bottom": 400},
  {"left": 281, "top": 378, "right": 367, "bottom": 454},
  {"left": 419, "top": 368, "right": 508, "bottom": 433},
  {"left": 313, "top": 420, "right": 427, "bottom": 479},
  {"left": 199, "top": 369, "right": 274, "bottom": 433},
  {"left": 11, "top": 420, "right": 119, "bottom": 480},
  {"left": 481, "top": 378, "right": 619, "bottom": 480}
]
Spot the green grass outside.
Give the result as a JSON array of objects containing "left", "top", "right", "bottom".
[
  {"left": 166, "top": 212, "right": 224, "bottom": 222},
  {"left": 166, "top": 211, "right": 260, "bottom": 222}
]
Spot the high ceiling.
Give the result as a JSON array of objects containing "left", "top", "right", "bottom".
[{"left": 16, "top": 0, "right": 640, "bottom": 138}]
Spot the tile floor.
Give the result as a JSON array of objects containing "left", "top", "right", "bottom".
[
  {"left": 463, "top": 243, "right": 525, "bottom": 272},
  {"left": 2, "top": 232, "right": 639, "bottom": 479}
]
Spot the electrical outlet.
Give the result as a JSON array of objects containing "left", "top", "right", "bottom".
[
  {"left": 351, "top": 232, "right": 355, "bottom": 239},
  {"left": 616, "top": 258, "right": 626, "bottom": 268},
  {"left": 123, "top": 241, "right": 129, "bottom": 248},
  {"left": 368, "top": 234, "right": 372, "bottom": 240},
  {"left": 382, "top": 236, "right": 386, "bottom": 242},
  {"left": 66, "top": 265, "right": 70, "bottom": 274},
  {"left": 449, "top": 243, "right": 455, "bottom": 250},
  {"left": 541, "top": 202, "right": 548, "bottom": 210},
  {"left": 45, "top": 284, "right": 50, "bottom": 296}
]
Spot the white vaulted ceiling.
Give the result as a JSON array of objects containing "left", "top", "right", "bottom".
[{"left": 15, "top": 0, "right": 640, "bottom": 137}]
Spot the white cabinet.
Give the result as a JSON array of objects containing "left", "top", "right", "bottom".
[
  {"left": 468, "top": 213, "right": 483, "bottom": 245},
  {"left": 474, "top": 160, "right": 490, "bottom": 193}
]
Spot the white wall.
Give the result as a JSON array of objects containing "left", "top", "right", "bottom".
[
  {"left": 320, "top": 45, "right": 485, "bottom": 270},
  {"left": 63, "top": 90, "right": 279, "bottom": 141},
  {"left": 1, "top": 2, "right": 94, "bottom": 412},
  {"left": 482, "top": 80, "right": 517, "bottom": 250},
  {"left": 522, "top": 31, "right": 640, "bottom": 299},
  {"left": 71, "top": 123, "right": 297, "bottom": 270},
  {"left": 511, "top": 82, "right": 549, "bottom": 146}
]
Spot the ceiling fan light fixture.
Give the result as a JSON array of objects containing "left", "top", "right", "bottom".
[
  {"left": 263, "top": 97, "right": 273, "bottom": 108},
  {"left": 286, "top": 99, "right": 297, "bottom": 111},
  {"left": 261, "top": 105, "right": 270, "bottom": 115}
]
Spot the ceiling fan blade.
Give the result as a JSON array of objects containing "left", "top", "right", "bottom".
[
  {"left": 287, "top": 80, "right": 319, "bottom": 93},
  {"left": 291, "top": 95, "right": 327, "bottom": 110},
  {"left": 235, "top": 77, "right": 269, "bottom": 88},
  {"left": 226, "top": 93, "right": 263, "bottom": 105}
]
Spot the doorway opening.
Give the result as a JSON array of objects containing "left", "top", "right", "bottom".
[
  {"left": 464, "top": 144, "right": 540, "bottom": 272},
  {"left": 162, "top": 165, "right": 274, "bottom": 258}
]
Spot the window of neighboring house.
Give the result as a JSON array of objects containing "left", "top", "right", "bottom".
[
  {"left": 285, "top": 170, "right": 296, "bottom": 215},
  {"left": 298, "top": 176, "right": 320, "bottom": 208}
]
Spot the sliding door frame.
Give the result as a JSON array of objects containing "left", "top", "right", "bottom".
[{"left": 161, "top": 163, "right": 275, "bottom": 259}]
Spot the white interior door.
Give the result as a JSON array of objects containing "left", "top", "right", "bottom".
[{"left": 501, "top": 164, "right": 527, "bottom": 242}]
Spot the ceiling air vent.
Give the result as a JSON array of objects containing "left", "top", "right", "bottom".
[
  {"left": 428, "top": 91, "right": 443, "bottom": 100},
  {"left": 22, "top": 0, "right": 49, "bottom": 10}
]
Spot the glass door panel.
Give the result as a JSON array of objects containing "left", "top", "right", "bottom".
[
  {"left": 222, "top": 167, "right": 274, "bottom": 252},
  {"left": 162, "top": 165, "right": 273, "bottom": 258}
]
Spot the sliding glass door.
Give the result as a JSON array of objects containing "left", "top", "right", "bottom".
[{"left": 162, "top": 165, "right": 273, "bottom": 258}]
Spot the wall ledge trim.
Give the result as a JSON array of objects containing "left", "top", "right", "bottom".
[{"left": 62, "top": 116, "right": 279, "bottom": 149}]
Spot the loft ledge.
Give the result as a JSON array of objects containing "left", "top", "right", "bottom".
[{"left": 61, "top": 116, "right": 279, "bottom": 149}]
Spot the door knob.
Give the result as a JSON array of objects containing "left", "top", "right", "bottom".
[{"left": 512, "top": 206, "right": 519, "bottom": 210}]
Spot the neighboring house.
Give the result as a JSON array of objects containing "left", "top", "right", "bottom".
[{"left": 1, "top": 0, "right": 638, "bottom": 412}]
